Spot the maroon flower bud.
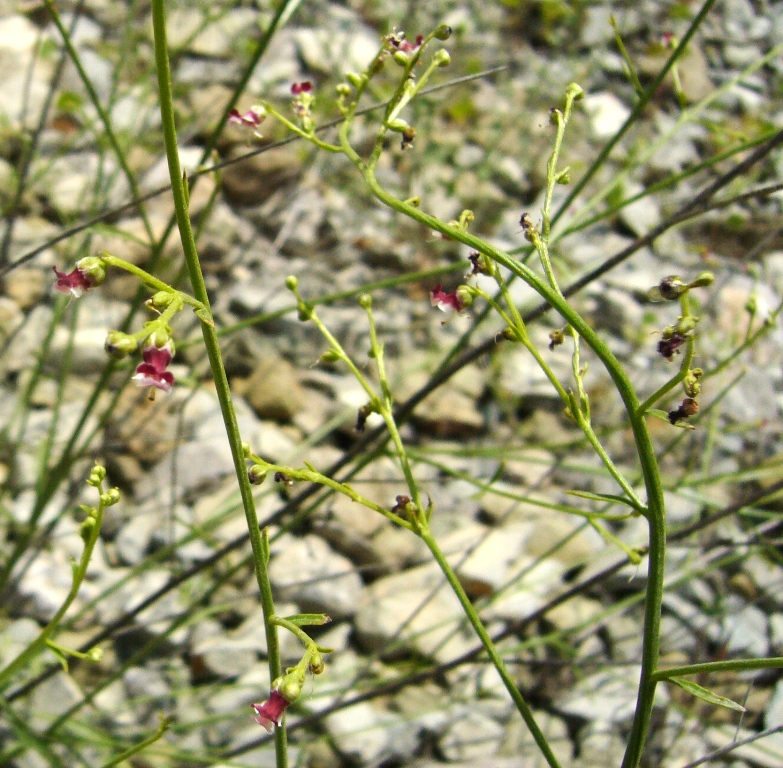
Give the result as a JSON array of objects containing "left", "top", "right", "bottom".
[
  {"left": 132, "top": 340, "right": 175, "bottom": 394},
  {"left": 291, "top": 81, "right": 313, "bottom": 95},
  {"left": 430, "top": 284, "right": 465, "bottom": 314},
  {"left": 227, "top": 105, "right": 266, "bottom": 129},
  {"left": 252, "top": 689, "right": 291, "bottom": 733},
  {"left": 657, "top": 330, "right": 686, "bottom": 361}
]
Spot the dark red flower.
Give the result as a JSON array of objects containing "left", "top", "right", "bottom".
[
  {"left": 291, "top": 81, "right": 313, "bottom": 95},
  {"left": 398, "top": 34, "right": 423, "bottom": 52},
  {"left": 132, "top": 342, "right": 175, "bottom": 393},
  {"left": 252, "top": 689, "right": 291, "bottom": 732},
  {"left": 227, "top": 105, "right": 266, "bottom": 129},
  {"left": 657, "top": 332, "right": 686, "bottom": 361},
  {"left": 430, "top": 284, "right": 465, "bottom": 314}
]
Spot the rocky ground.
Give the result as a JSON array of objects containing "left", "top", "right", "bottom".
[{"left": 1, "top": 1, "right": 783, "bottom": 767}]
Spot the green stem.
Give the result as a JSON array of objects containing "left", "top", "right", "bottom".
[
  {"left": 654, "top": 657, "right": 783, "bottom": 681},
  {"left": 100, "top": 253, "right": 205, "bottom": 312},
  {"left": 339, "top": 147, "right": 664, "bottom": 768},
  {"left": 420, "top": 529, "right": 563, "bottom": 768},
  {"left": 271, "top": 617, "right": 319, "bottom": 650},
  {"left": 363, "top": 302, "right": 423, "bottom": 513},
  {"left": 247, "top": 455, "right": 413, "bottom": 530},
  {"left": 149, "top": 2, "right": 286, "bottom": 765},
  {"left": 0, "top": 487, "right": 107, "bottom": 689}
]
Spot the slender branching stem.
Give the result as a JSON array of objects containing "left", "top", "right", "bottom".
[{"left": 149, "top": 1, "right": 287, "bottom": 765}]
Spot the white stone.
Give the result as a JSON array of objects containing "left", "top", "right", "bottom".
[
  {"left": 325, "top": 702, "right": 418, "bottom": 767},
  {"left": 583, "top": 92, "right": 631, "bottom": 140},
  {"left": 354, "top": 562, "right": 476, "bottom": 663},
  {"left": 439, "top": 705, "right": 504, "bottom": 761},
  {"left": 269, "top": 534, "right": 363, "bottom": 619}
]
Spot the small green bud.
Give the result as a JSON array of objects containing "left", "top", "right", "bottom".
[
  {"left": 101, "top": 488, "right": 120, "bottom": 506},
  {"left": 278, "top": 676, "right": 302, "bottom": 703},
  {"left": 455, "top": 285, "right": 474, "bottom": 308},
  {"left": 501, "top": 327, "right": 519, "bottom": 342},
  {"left": 85, "top": 647, "right": 103, "bottom": 663},
  {"left": 555, "top": 169, "right": 571, "bottom": 184},
  {"left": 80, "top": 517, "right": 96, "bottom": 542},
  {"left": 676, "top": 315, "right": 698, "bottom": 335},
  {"left": 745, "top": 294, "right": 758, "bottom": 315},
  {"left": 297, "top": 302, "right": 313, "bottom": 321},
  {"left": 146, "top": 291, "right": 174, "bottom": 311},
  {"left": 88, "top": 465, "right": 106, "bottom": 485},
  {"left": 387, "top": 118, "right": 411, "bottom": 133},
  {"left": 392, "top": 50, "right": 409, "bottom": 66},
  {"left": 75, "top": 256, "right": 107, "bottom": 287},
  {"left": 433, "top": 49, "right": 451, "bottom": 67},
  {"left": 301, "top": 116, "right": 315, "bottom": 133},
  {"left": 346, "top": 72, "right": 363, "bottom": 89},
  {"left": 566, "top": 82, "right": 585, "bottom": 101},
  {"left": 683, "top": 367, "right": 703, "bottom": 398},
  {"left": 309, "top": 650, "right": 325, "bottom": 675},
  {"left": 688, "top": 271, "right": 714, "bottom": 289},
  {"left": 320, "top": 349, "right": 342, "bottom": 363},
  {"left": 248, "top": 465, "right": 268, "bottom": 484},
  {"left": 285, "top": 275, "right": 298, "bottom": 291},
  {"left": 241, "top": 441, "right": 252, "bottom": 458},
  {"left": 336, "top": 83, "right": 352, "bottom": 96},
  {"left": 104, "top": 330, "right": 138, "bottom": 359},
  {"left": 549, "top": 107, "right": 563, "bottom": 126},
  {"left": 433, "top": 24, "right": 453, "bottom": 40},
  {"left": 358, "top": 294, "right": 372, "bottom": 309}
]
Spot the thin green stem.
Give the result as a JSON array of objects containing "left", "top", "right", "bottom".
[
  {"left": 99, "top": 253, "right": 205, "bottom": 311},
  {"left": 363, "top": 301, "right": 423, "bottom": 513},
  {"left": 338, "top": 147, "right": 665, "bottom": 768},
  {"left": 654, "top": 657, "right": 783, "bottom": 681},
  {"left": 420, "top": 529, "right": 563, "bottom": 768},
  {"left": 149, "top": 1, "right": 286, "bottom": 765},
  {"left": 0, "top": 480, "right": 108, "bottom": 689},
  {"left": 246, "top": 455, "right": 413, "bottom": 530}
]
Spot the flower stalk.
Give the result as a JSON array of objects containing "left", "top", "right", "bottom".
[{"left": 149, "top": 1, "right": 287, "bottom": 764}]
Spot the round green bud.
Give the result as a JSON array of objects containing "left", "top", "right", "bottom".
[
  {"left": 336, "top": 83, "right": 352, "bottom": 96},
  {"left": 80, "top": 518, "right": 96, "bottom": 542},
  {"left": 358, "top": 294, "right": 372, "bottom": 309},
  {"left": 387, "top": 118, "right": 411, "bottom": 133},
  {"left": 433, "top": 24, "right": 453, "bottom": 40},
  {"left": 101, "top": 488, "right": 121, "bottom": 506},
  {"left": 320, "top": 350, "right": 341, "bottom": 363},
  {"left": 285, "top": 275, "right": 298, "bottom": 291},
  {"left": 392, "top": 50, "right": 409, "bottom": 66},
  {"left": 75, "top": 256, "right": 107, "bottom": 287},
  {"left": 566, "top": 83, "right": 585, "bottom": 101},
  {"left": 85, "top": 647, "right": 103, "bottom": 662},
  {"left": 241, "top": 441, "right": 252, "bottom": 458},
  {"left": 146, "top": 291, "right": 174, "bottom": 311},
  {"left": 309, "top": 651, "right": 325, "bottom": 675},
  {"left": 248, "top": 465, "right": 268, "bottom": 485},
  {"left": 278, "top": 676, "right": 302, "bottom": 703},
  {"left": 346, "top": 72, "right": 363, "bottom": 89},
  {"left": 89, "top": 465, "right": 107, "bottom": 484},
  {"left": 689, "top": 271, "right": 714, "bottom": 289},
  {"left": 105, "top": 331, "right": 138, "bottom": 359},
  {"left": 433, "top": 49, "right": 451, "bottom": 67},
  {"left": 676, "top": 315, "right": 698, "bottom": 335},
  {"left": 455, "top": 285, "right": 474, "bottom": 308}
]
